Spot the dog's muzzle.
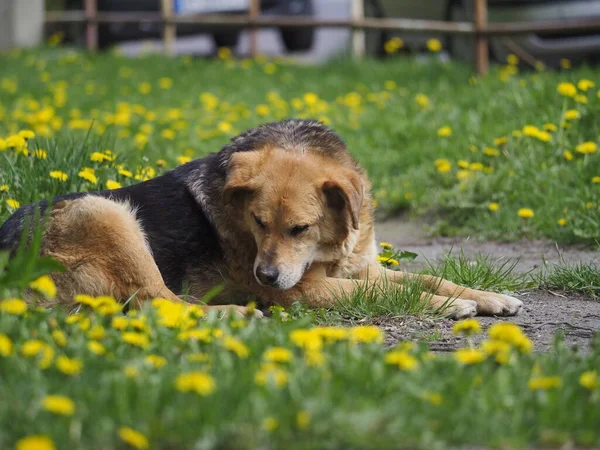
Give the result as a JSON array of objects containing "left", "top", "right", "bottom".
[{"left": 255, "top": 264, "right": 280, "bottom": 287}]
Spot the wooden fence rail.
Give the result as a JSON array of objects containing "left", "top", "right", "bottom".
[{"left": 44, "top": 0, "right": 600, "bottom": 75}]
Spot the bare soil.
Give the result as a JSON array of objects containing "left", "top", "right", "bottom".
[{"left": 373, "top": 217, "right": 600, "bottom": 351}]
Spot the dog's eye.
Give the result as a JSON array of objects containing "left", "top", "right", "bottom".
[
  {"left": 290, "top": 224, "right": 309, "bottom": 236},
  {"left": 253, "top": 214, "right": 266, "bottom": 229}
]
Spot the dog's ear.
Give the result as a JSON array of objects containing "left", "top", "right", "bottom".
[
  {"left": 321, "top": 170, "right": 363, "bottom": 230},
  {"left": 222, "top": 152, "right": 260, "bottom": 205}
]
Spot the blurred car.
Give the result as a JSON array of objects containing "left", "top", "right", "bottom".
[
  {"left": 64, "top": 0, "right": 314, "bottom": 51},
  {"left": 365, "top": 0, "right": 600, "bottom": 66}
]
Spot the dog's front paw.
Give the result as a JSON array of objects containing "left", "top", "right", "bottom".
[
  {"left": 445, "top": 299, "right": 478, "bottom": 320},
  {"left": 478, "top": 294, "right": 523, "bottom": 316},
  {"left": 232, "top": 306, "right": 264, "bottom": 318}
]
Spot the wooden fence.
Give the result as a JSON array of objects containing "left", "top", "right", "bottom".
[{"left": 44, "top": 0, "right": 600, "bottom": 75}]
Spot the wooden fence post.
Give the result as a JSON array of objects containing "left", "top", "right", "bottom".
[
  {"left": 351, "top": 0, "right": 365, "bottom": 58},
  {"left": 474, "top": 0, "right": 489, "bottom": 75},
  {"left": 249, "top": 0, "right": 260, "bottom": 57},
  {"left": 162, "top": 0, "right": 175, "bottom": 55},
  {"left": 84, "top": 0, "right": 98, "bottom": 51}
]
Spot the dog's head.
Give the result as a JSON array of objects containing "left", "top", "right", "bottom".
[{"left": 222, "top": 147, "right": 364, "bottom": 290}]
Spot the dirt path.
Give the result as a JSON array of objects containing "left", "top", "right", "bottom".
[{"left": 373, "top": 217, "right": 599, "bottom": 351}]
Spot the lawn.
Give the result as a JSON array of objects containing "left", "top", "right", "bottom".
[
  {"left": 1, "top": 46, "right": 599, "bottom": 242},
  {"left": 1, "top": 45, "right": 600, "bottom": 449}
]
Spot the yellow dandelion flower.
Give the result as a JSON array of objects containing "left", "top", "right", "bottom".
[
  {"left": 434, "top": 158, "right": 452, "bottom": 173},
  {"left": 78, "top": 170, "right": 97, "bottom": 184},
  {"left": 155, "top": 159, "right": 167, "bottom": 168},
  {"left": 453, "top": 318, "right": 482, "bottom": 335},
  {"left": 29, "top": 275, "right": 56, "bottom": 298},
  {"left": 296, "top": 410, "right": 311, "bottom": 430},
  {"left": 145, "top": 354, "right": 167, "bottom": 368},
  {"left": 557, "top": 82, "right": 577, "bottom": 97},
  {"left": 437, "top": 126, "right": 452, "bottom": 137},
  {"left": 262, "top": 417, "right": 279, "bottom": 432},
  {"left": 454, "top": 348, "right": 486, "bottom": 365},
  {"left": 421, "top": 391, "right": 443, "bottom": 405},
  {"left": 560, "top": 58, "right": 571, "bottom": 69},
  {"left": 575, "top": 94, "right": 588, "bottom": 104},
  {"left": 557, "top": 218, "right": 567, "bottom": 226},
  {"left": 15, "top": 435, "right": 56, "bottom": 450},
  {"left": 0, "top": 298, "right": 27, "bottom": 315},
  {"left": 123, "top": 365, "right": 138, "bottom": 378},
  {"left": 349, "top": 325, "right": 383, "bottom": 344},
  {"left": 49, "top": 170, "right": 68, "bottom": 181},
  {"left": 488, "top": 202, "right": 500, "bottom": 212},
  {"left": 517, "top": 208, "right": 534, "bottom": 219},
  {"left": 90, "top": 151, "right": 110, "bottom": 162},
  {"left": 564, "top": 109, "right": 580, "bottom": 120},
  {"left": 122, "top": 332, "right": 149, "bottom": 349},
  {"left": 42, "top": 395, "right": 75, "bottom": 415},
  {"left": 493, "top": 136, "right": 508, "bottom": 146},
  {"left": 263, "top": 347, "right": 293, "bottom": 363},
  {"left": 6, "top": 199, "right": 20, "bottom": 209},
  {"left": 222, "top": 336, "right": 250, "bottom": 358},
  {"left": 379, "top": 241, "right": 393, "bottom": 249},
  {"left": 592, "top": 176, "right": 600, "bottom": 183},
  {"left": 86, "top": 324, "right": 105, "bottom": 340},
  {"left": 19, "top": 130, "right": 35, "bottom": 139},
  {"left": 177, "top": 156, "right": 191, "bottom": 165},
  {"left": 118, "top": 427, "right": 149, "bottom": 450},
  {"left": 87, "top": 340, "right": 106, "bottom": 355},
  {"left": 426, "top": 38, "right": 442, "bottom": 52},
  {"left": 415, "top": 93, "right": 429, "bottom": 108},
  {"left": 580, "top": 370, "right": 597, "bottom": 391},
  {"left": 0, "top": 333, "right": 13, "bottom": 357},
  {"left": 506, "top": 54, "right": 519, "bottom": 65},
  {"left": 577, "top": 79, "right": 595, "bottom": 91},
  {"left": 563, "top": 150, "right": 574, "bottom": 161},
  {"left": 138, "top": 82, "right": 152, "bottom": 94},
  {"left": 175, "top": 371, "right": 216, "bottom": 396},
  {"left": 385, "top": 351, "right": 418, "bottom": 371},
  {"left": 56, "top": 355, "right": 83, "bottom": 375},
  {"left": 106, "top": 180, "right": 122, "bottom": 190},
  {"left": 528, "top": 376, "right": 562, "bottom": 391},
  {"left": 384, "top": 37, "right": 404, "bottom": 54},
  {"left": 483, "top": 147, "right": 499, "bottom": 157},
  {"left": 159, "top": 77, "right": 173, "bottom": 89},
  {"left": 576, "top": 141, "right": 597, "bottom": 154},
  {"left": 0, "top": 184, "right": 8, "bottom": 191}
]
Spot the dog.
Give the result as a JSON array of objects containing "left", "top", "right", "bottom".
[{"left": 0, "top": 119, "right": 522, "bottom": 319}]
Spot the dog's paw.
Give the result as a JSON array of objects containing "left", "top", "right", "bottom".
[
  {"left": 445, "top": 299, "right": 478, "bottom": 320},
  {"left": 478, "top": 294, "right": 523, "bottom": 316},
  {"left": 232, "top": 305, "right": 264, "bottom": 319}
]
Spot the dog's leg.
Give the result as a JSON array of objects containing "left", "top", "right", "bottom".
[
  {"left": 372, "top": 267, "right": 522, "bottom": 317},
  {"left": 260, "top": 273, "right": 477, "bottom": 319},
  {"left": 43, "top": 197, "right": 257, "bottom": 317}
]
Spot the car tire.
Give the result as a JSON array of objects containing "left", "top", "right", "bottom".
[
  {"left": 364, "top": 0, "right": 388, "bottom": 57},
  {"left": 278, "top": 0, "right": 315, "bottom": 52},
  {"left": 213, "top": 32, "right": 240, "bottom": 50},
  {"left": 280, "top": 28, "right": 314, "bottom": 52}
]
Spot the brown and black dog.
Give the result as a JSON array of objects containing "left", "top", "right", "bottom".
[{"left": 0, "top": 119, "right": 522, "bottom": 318}]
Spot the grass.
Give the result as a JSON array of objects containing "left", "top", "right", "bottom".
[
  {"left": 538, "top": 257, "right": 600, "bottom": 298},
  {"left": 2, "top": 292, "right": 600, "bottom": 450},
  {"left": 2, "top": 44, "right": 600, "bottom": 448},
  {"left": 426, "top": 249, "right": 535, "bottom": 293},
  {"left": 0, "top": 46, "right": 599, "bottom": 243}
]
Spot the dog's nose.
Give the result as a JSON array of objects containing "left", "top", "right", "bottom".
[{"left": 256, "top": 264, "right": 279, "bottom": 286}]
